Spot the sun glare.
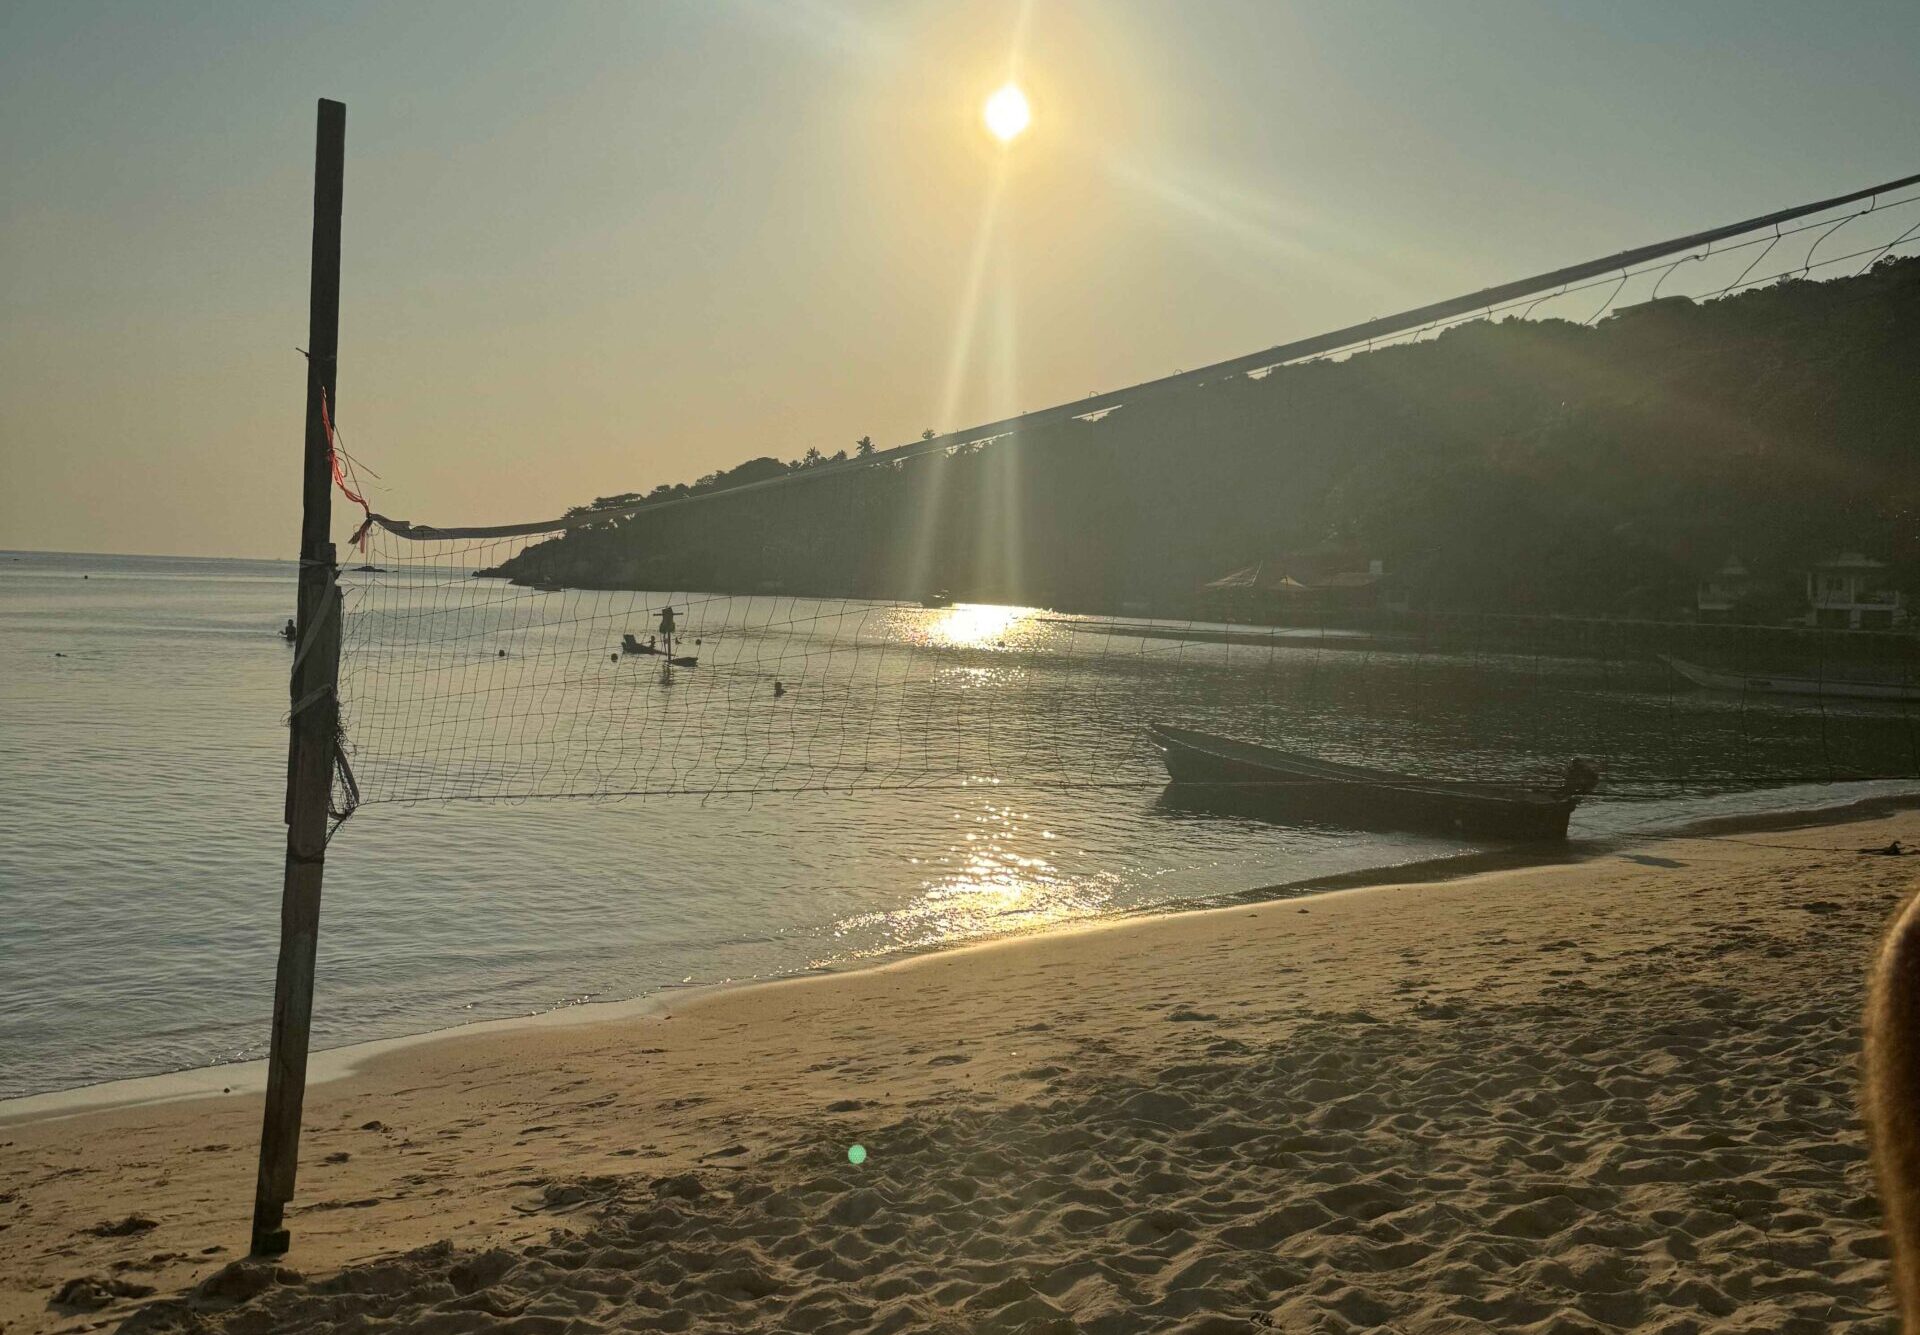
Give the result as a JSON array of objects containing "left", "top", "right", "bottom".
[
  {"left": 927, "top": 603, "right": 1033, "bottom": 648},
  {"left": 983, "top": 84, "right": 1031, "bottom": 142}
]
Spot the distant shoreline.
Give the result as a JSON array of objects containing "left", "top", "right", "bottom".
[{"left": 0, "top": 548, "right": 295, "bottom": 565}]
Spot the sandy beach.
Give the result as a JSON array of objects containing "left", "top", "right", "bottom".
[{"left": 3, "top": 811, "right": 1915, "bottom": 1333}]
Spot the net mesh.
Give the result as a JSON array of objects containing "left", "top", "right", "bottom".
[{"left": 327, "top": 181, "right": 1920, "bottom": 818}]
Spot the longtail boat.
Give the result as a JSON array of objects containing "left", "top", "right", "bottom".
[
  {"left": 1661, "top": 655, "right": 1920, "bottom": 702},
  {"left": 1148, "top": 723, "right": 1585, "bottom": 842}
]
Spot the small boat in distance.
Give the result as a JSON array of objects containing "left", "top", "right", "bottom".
[
  {"left": 921, "top": 590, "right": 953, "bottom": 609},
  {"left": 621, "top": 633, "right": 697, "bottom": 667},
  {"left": 1148, "top": 723, "right": 1588, "bottom": 842},
  {"left": 1661, "top": 654, "right": 1920, "bottom": 702}
]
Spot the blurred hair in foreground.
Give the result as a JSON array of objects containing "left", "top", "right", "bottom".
[{"left": 1866, "top": 882, "right": 1920, "bottom": 1330}]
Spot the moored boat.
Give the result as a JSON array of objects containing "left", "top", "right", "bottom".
[
  {"left": 1148, "top": 723, "right": 1585, "bottom": 842},
  {"left": 1661, "top": 655, "right": 1920, "bottom": 702}
]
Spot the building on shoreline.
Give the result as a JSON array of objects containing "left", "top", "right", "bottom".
[
  {"left": 1695, "top": 555, "right": 1759, "bottom": 622},
  {"left": 1805, "top": 552, "right": 1906, "bottom": 630},
  {"left": 1198, "top": 545, "right": 1399, "bottom": 623},
  {"left": 1691, "top": 551, "right": 1907, "bottom": 631}
]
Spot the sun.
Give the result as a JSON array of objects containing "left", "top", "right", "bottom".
[{"left": 983, "top": 84, "right": 1031, "bottom": 143}]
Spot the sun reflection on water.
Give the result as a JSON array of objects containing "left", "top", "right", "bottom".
[
  {"left": 923, "top": 602, "right": 1041, "bottom": 649},
  {"left": 823, "top": 797, "right": 1116, "bottom": 961}
]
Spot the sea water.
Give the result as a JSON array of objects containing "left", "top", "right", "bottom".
[{"left": 2, "top": 549, "right": 1914, "bottom": 1100}]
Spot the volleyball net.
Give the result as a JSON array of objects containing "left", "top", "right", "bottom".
[{"left": 322, "top": 173, "right": 1920, "bottom": 819}]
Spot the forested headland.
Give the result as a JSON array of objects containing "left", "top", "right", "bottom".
[{"left": 498, "top": 258, "right": 1920, "bottom": 620}]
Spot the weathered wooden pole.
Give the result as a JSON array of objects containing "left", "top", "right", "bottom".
[{"left": 252, "top": 97, "right": 346, "bottom": 1258}]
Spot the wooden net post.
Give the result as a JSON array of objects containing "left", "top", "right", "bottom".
[{"left": 251, "top": 97, "right": 345, "bottom": 1258}]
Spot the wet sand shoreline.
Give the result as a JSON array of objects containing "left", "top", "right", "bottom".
[{"left": 10, "top": 788, "right": 1914, "bottom": 1134}]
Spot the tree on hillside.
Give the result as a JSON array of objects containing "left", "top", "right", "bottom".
[
  {"left": 856, "top": 436, "right": 875, "bottom": 457},
  {"left": 564, "top": 492, "right": 643, "bottom": 521}
]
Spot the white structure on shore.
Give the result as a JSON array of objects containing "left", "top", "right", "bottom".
[
  {"left": 1805, "top": 552, "right": 1906, "bottom": 630},
  {"left": 1695, "top": 555, "right": 1754, "bottom": 620}
]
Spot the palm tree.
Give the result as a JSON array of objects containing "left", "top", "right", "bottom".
[
  {"left": 802, "top": 446, "right": 824, "bottom": 467},
  {"left": 921, "top": 428, "right": 938, "bottom": 441},
  {"left": 855, "top": 436, "right": 875, "bottom": 457}
]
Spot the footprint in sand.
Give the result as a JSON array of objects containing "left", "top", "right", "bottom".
[
  {"left": 51, "top": 1275, "right": 155, "bottom": 1311},
  {"left": 81, "top": 1215, "right": 157, "bottom": 1238}
]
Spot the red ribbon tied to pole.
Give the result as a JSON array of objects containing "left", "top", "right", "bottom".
[{"left": 320, "top": 389, "right": 374, "bottom": 549}]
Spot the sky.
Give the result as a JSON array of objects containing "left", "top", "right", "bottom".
[{"left": 3, "top": 1, "right": 1918, "bottom": 559}]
